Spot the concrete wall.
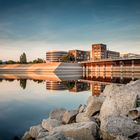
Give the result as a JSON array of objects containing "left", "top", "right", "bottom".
[{"left": 0, "top": 62, "right": 82, "bottom": 73}]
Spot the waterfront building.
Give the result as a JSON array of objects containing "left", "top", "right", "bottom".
[
  {"left": 92, "top": 44, "right": 107, "bottom": 60},
  {"left": 69, "top": 50, "right": 90, "bottom": 62},
  {"left": 46, "top": 51, "right": 68, "bottom": 62},
  {"left": 92, "top": 44, "right": 120, "bottom": 60},
  {"left": 122, "top": 53, "right": 140, "bottom": 58},
  {"left": 107, "top": 50, "right": 120, "bottom": 59}
]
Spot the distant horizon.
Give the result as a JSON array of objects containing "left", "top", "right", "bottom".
[
  {"left": 1, "top": 42, "right": 140, "bottom": 61},
  {"left": 0, "top": 0, "right": 140, "bottom": 61}
]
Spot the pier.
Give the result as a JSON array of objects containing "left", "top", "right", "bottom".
[{"left": 80, "top": 58, "right": 140, "bottom": 79}]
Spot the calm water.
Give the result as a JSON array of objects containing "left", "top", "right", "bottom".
[{"left": 0, "top": 72, "right": 138, "bottom": 140}]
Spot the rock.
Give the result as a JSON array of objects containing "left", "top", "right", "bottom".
[
  {"left": 76, "top": 112, "right": 95, "bottom": 123},
  {"left": 85, "top": 96, "right": 105, "bottom": 117},
  {"left": 79, "top": 105, "right": 86, "bottom": 113},
  {"left": 62, "top": 110, "right": 78, "bottom": 124},
  {"left": 49, "top": 108, "right": 66, "bottom": 121},
  {"left": 39, "top": 132, "right": 73, "bottom": 140},
  {"left": 29, "top": 124, "right": 45, "bottom": 139},
  {"left": 115, "top": 135, "right": 129, "bottom": 140},
  {"left": 42, "top": 118, "right": 62, "bottom": 131},
  {"left": 21, "top": 131, "right": 32, "bottom": 140},
  {"left": 37, "top": 131, "right": 49, "bottom": 139},
  {"left": 101, "top": 116, "right": 140, "bottom": 140},
  {"left": 103, "top": 84, "right": 122, "bottom": 97},
  {"left": 22, "top": 125, "right": 46, "bottom": 140},
  {"left": 128, "top": 107, "right": 140, "bottom": 120},
  {"left": 126, "top": 80, "right": 140, "bottom": 100},
  {"left": 100, "top": 83, "right": 138, "bottom": 123},
  {"left": 52, "top": 121, "right": 98, "bottom": 140}
]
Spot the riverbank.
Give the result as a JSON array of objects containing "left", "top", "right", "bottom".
[
  {"left": 0, "top": 63, "right": 82, "bottom": 73},
  {"left": 21, "top": 80, "right": 140, "bottom": 140}
]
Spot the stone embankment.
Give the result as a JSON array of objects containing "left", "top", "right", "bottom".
[
  {"left": 0, "top": 63, "right": 82, "bottom": 73},
  {"left": 21, "top": 80, "right": 140, "bottom": 140}
]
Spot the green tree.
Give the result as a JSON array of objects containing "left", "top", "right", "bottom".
[
  {"left": 33, "top": 58, "right": 45, "bottom": 63},
  {"left": 62, "top": 81, "right": 75, "bottom": 89},
  {"left": 61, "top": 54, "right": 75, "bottom": 62},
  {"left": 0, "top": 60, "right": 2, "bottom": 64},
  {"left": 6, "top": 60, "right": 16, "bottom": 64},
  {"left": 20, "top": 52, "right": 27, "bottom": 64}
]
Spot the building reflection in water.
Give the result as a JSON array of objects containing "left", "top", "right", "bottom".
[
  {"left": 46, "top": 81, "right": 90, "bottom": 93},
  {"left": 0, "top": 73, "right": 138, "bottom": 95},
  {"left": 90, "top": 82, "right": 106, "bottom": 96},
  {"left": 46, "top": 81, "right": 67, "bottom": 91},
  {"left": 68, "top": 81, "right": 90, "bottom": 93}
]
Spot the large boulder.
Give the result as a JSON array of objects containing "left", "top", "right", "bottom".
[
  {"left": 115, "top": 136, "right": 129, "bottom": 140},
  {"left": 76, "top": 112, "right": 95, "bottom": 123},
  {"left": 78, "top": 105, "right": 86, "bottom": 113},
  {"left": 85, "top": 96, "right": 105, "bottom": 117},
  {"left": 126, "top": 80, "right": 140, "bottom": 99},
  {"left": 42, "top": 118, "right": 62, "bottom": 131},
  {"left": 49, "top": 108, "right": 66, "bottom": 121},
  {"left": 103, "top": 84, "right": 123, "bottom": 97},
  {"left": 37, "top": 132, "right": 73, "bottom": 140},
  {"left": 21, "top": 132, "right": 32, "bottom": 140},
  {"left": 100, "top": 83, "right": 138, "bottom": 123},
  {"left": 52, "top": 121, "right": 98, "bottom": 140},
  {"left": 101, "top": 116, "right": 140, "bottom": 140},
  {"left": 62, "top": 110, "right": 78, "bottom": 124},
  {"left": 37, "top": 131, "right": 49, "bottom": 139},
  {"left": 103, "top": 80, "right": 140, "bottom": 99},
  {"left": 100, "top": 80, "right": 140, "bottom": 140},
  {"left": 22, "top": 124, "right": 46, "bottom": 140}
]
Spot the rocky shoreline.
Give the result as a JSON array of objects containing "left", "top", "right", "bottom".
[{"left": 21, "top": 80, "right": 140, "bottom": 140}]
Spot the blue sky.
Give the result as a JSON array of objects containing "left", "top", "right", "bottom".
[{"left": 0, "top": 0, "right": 140, "bottom": 61}]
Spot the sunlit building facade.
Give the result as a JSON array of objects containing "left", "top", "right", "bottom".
[
  {"left": 92, "top": 44, "right": 107, "bottom": 60},
  {"left": 69, "top": 50, "right": 90, "bottom": 62},
  {"left": 92, "top": 44, "right": 120, "bottom": 60}
]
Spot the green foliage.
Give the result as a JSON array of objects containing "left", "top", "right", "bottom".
[
  {"left": 20, "top": 79, "right": 27, "bottom": 89},
  {"left": 63, "top": 81, "right": 75, "bottom": 89},
  {"left": 6, "top": 60, "right": 16, "bottom": 64},
  {"left": 0, "top": 60, "right": 2, "bottom": 64},
  {"left": 20, "top": 52, "right": 27, "bottom": 64},
  {"left": 32, "top": 58, "right": 45, "bottom": 63},
  {"left": 61, "top": 54, "right": 75, "bottom": 62}
]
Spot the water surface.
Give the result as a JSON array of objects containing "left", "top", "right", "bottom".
[{"left": 0, "top": 72, "right": 138, "bottom": 140}]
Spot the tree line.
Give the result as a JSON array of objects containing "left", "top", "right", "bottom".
[{"left": 0, "top": 52, "right": 46, "bottom": 64}]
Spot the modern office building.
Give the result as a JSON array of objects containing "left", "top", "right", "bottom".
[
  {"left": 122, "top": 53, "right": 140, "bottom": 58},
  {"left": 69, "top": 50, "right": 90, "bottom": 62},
  {"left": 92, "top": 44, "right": 107, "bottom": 60},
  {"left": 92, "top": 44, "right": 120, "bottom": 60},
  {"left": 107, "top": 50, "right": 120, "bottom": 59},
  {"left": 46, "top": 51, "right": 68, "bottom": 62}
]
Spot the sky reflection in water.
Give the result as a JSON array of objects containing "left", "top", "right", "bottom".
[{"left": 0, "top": 78, "right": 91, "bottom": 140}]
